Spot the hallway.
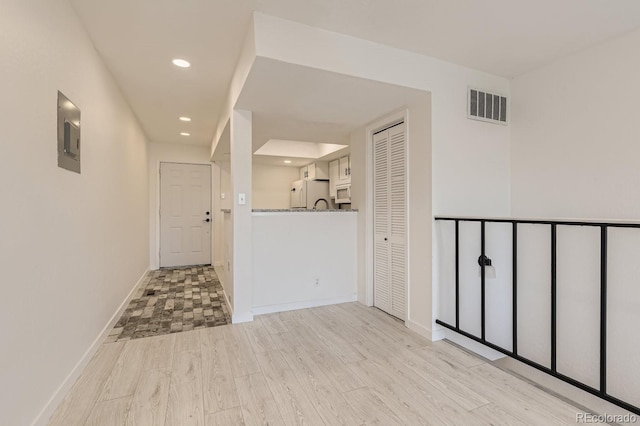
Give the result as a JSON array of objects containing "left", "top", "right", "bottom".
[{"left": 50, "top": 303, "right": 587, "bottom": 425}]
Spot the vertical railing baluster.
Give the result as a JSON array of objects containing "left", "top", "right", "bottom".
[
  {"left": 481, "top": 220, "right": 486, "bottom": 342},
  {"left": 551, "top": 224, "right": 557, "bottom": 372},
  {"left": 455, "top": 220, "right": 460, "bottom": 331},
  {"left": 512, "top": 222, "right": 518, "bottom": 356},
  {"left": 600, "top": 225, "right": 608, "bottom": 395}
]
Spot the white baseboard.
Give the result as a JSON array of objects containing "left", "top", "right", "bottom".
[
  {"left": 405, "top": 319, "right": 445, "bottom": 342},
  {"left": 212, "top": 264, "right": 233, "bottom": 320},
  {"left": 252, "top": 294, "right": 358, "bottom": 316},
  {"left": 442, "top": 329, "right": 506, "bottom": 361},
  {"left": 432, "top": 327, "right": 446, "bottom": 341},
  {"left": 222, "top": 289, "right": 233, "bottom": 318},
  {"left": 32, "top": 268, "right": 150, "bottom": 426},
  {"left": 232, "top": 311, "right": 254, "bottom": 323}
]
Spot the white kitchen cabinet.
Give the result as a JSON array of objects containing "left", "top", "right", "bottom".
[
  {"left": 309, "top": 161, "right": 328, "bottom": 180},
  {"left": 300, "top": 161, "right": 329, "bottom": 180},
  {"left": 329, "top": 159, "right": 339, "bottom": 197},
  {"left": 338, "top": 156, "right": 351, "bottom": 183},
  {"left": 307, "top": 163, "right": 317, "bottom": 180}
]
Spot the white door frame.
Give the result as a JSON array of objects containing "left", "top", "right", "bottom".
[
  {"left": 155, "top": 161, "right": 213, "bottom": 269},
  {"left": 364, "top": 109, "right": 409, "bottom": 312}
]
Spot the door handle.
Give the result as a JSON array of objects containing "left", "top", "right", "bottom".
[{"left": 203, "top": 218, "right": 211, "bottom": 223}]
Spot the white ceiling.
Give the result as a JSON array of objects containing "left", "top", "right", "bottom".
[{"left": 70, "top": 0, "right": 640, "bottom": 147}]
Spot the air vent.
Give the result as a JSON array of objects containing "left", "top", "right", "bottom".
[{"left": 468, "top": 87, "right": 507, "bottom": 125}]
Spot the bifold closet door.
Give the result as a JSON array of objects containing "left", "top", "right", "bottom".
[{"left": 373, "top": 122, "right": 407, "bottom": 320}]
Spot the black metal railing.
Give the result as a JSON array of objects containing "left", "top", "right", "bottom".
[{"left": 434, "top": 216, "right": 640, "bottom": 415}]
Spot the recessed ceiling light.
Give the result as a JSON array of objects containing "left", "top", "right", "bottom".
[
  {"left": 179, "top": 116, "right": 191, "bottom": 122},
  {"left": 172, "top": 58, "right": 191, "bottom": 68},
  {"left": 283, "top": 160, "right": 292, "bottom": 164},
  {"left": 180, "top": 132, "right": 190, "bottom": 136}
]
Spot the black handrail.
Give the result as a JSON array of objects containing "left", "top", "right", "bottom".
[{"left": 434, "top": 216, "right": 640, "bottom": 416}]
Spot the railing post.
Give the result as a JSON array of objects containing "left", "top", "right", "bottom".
[
  {"left": 512, "top": 222, "right": 518, "bottom": 355},
  {"left": 455, "top": 220, "right": 460, "bottom": 331},
  {"left": 481, "top": 220, "right": 486, "bottom": 342},
  {"left": 551, "top": 224, "right": 557, "bottom": 372},
  {"left": 600, "top": 225, "right": 608, "bottom": 395}
]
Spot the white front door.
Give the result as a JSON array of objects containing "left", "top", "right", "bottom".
[{"left": 160, "top": 162, "right": 211, "bottom": 267}]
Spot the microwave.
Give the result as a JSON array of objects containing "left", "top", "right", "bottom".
[{"left": 335, "top": 183, "right": 351, "bottom": 204}]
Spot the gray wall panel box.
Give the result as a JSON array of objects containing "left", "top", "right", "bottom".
[{"left": 57, "top": 91, "right": 81, "bottom": 173}]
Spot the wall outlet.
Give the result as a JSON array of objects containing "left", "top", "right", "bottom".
[
  {"left": 221, "top": 192, "right": 225, "bottom": 199},
  {"left": 314, "top": 278, "right": 320, "bottom": 287}
]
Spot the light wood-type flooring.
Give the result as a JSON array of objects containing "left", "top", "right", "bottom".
[{"left": 50, "top": 302, "right": 587, "bottom": 425}]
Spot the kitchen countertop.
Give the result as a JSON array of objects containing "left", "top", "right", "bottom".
[{"left": 252, "top": 209, "right": 358, "bottom": 213}]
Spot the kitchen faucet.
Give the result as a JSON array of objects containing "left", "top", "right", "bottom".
[{"left": 313, "top": 198, "right": 329, "bottom": 210}]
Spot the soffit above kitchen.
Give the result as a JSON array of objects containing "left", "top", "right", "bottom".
[
  {"left": 226, "top": 57, "right": 428, "bottom": 165},
  {"left": 70, "top": 0, "right": 640, "bottom": 148}
]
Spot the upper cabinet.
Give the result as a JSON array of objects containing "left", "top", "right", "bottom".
[
  {"left": 338, "top": 156, "right": 351, "bottom": 183},
  {"left": 329, "top": 159, "right": 339, "bottom": 197},
  {"left": 300, "top": 161, "right": 329, "bottom": 181},
  {"left": 330, "top": 155, "right": 351, "bottom": 199}
]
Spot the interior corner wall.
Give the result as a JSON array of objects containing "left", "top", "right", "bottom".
[
  {"left": 230, "top": 110, "right": 253, "bottom": 323},
  {"left": 148, "top": 142, "right": 211, "bottom": 269},
  {"left": 252, "top": 163, "right": 300, "bottom": 209},
  {"left": 349, "top": 126, "right": 368, "bottom": 305},
  {"left": 0, "top": 1, "right": 149, "bottom": 424},
  {"left": 213, "top": 160, "right": 232, "bottom": 269},
  {"left": 510, "top": 27, "right": 640, "bottom": 220}
]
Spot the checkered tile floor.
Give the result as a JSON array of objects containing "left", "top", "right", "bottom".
[{"left": 107, "top": 266, "right": 230, "bottom": 342}]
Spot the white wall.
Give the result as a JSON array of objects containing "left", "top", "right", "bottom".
[
  {"left": 217, "top": 160, "right": 232, "bottom": 211},
  {"left": 252, "top": 212, "right": 358, "bottom": 313},
  {"left": 221, "top": 211, "right": 234, "bottom": 310},
  {"left": 230, "top": 110, "right": 254, "bottom": 322},
  {"left": 511, "top": 27, "right": 640, "bottom": 220},
  {"left": 510, "top": 28, "right": 640, "bottom": 408},
  {"left": 0, "top": 1, "right": 149, "bottom": 424},
  {"left": 252, "top": 163, "right": 300, "bottom": 209},
  {"left": 213, "top": 160, "right": 232, "bottom": 271},
  {"left": 148, "top": 142, "right": 211, "bottom": 269}
]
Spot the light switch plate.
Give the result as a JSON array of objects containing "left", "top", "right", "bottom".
[{"left": 238, "top": 193, "right": 246, "bottom": 205}]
